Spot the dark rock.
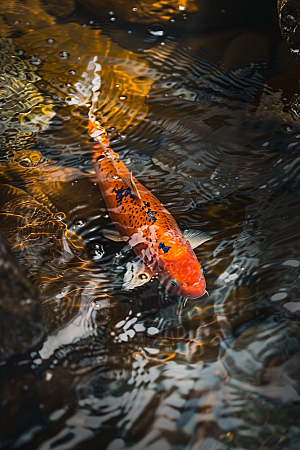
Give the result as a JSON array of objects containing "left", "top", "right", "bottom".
[
  {"left": 278, "top": 0, "right": 300, "bottom": 66},
  {"left": 75, "top": 0, "right": 274, "bottom": 30},
  {"left": 0, "top": 233, "right": 43, "bottom": 360},
  {"left": 42, "top": 0, "right": 75, "bottom": 19}
]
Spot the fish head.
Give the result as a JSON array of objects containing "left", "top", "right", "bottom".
[{"left": 157, "top": 243, "right": 206, "bottom": 299}]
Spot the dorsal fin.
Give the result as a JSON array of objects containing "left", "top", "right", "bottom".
[
  {"left": 183, "top": 229, "right": 212, "bottom": 249},
  {"left": 117, "top": 170, "right": 142, "bottom": 200}
]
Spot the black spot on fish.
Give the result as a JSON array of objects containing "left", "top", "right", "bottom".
[
  {"left": 146, "top": 209, "right": 157, "bottom": 223},
  {"left": 158, "top": 242, "right": 171, "bottom": 253},
  {"left": 113, "top": 186, "right": 135, "bottom": 202},
  {"left": 143, "top": 201, "right": 151, "bottom": 207}
]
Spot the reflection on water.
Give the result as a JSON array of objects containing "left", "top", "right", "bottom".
[{"left": 1, "top": 0, "right": 300, "bottom": 449}]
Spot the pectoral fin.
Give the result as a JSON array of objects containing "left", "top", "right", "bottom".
[
  {"left": 183, "top": 229, "right": 212, "bottom": 249},
  {"left": 112, "top": 156, "right": 142, "bottom": 200},
  {"left": 102, "top": 228, "right": 124, "bottom": 242},
  {"left": 122, "top": 259, "right": 154, "bottom": 291},
  {"left": 120, "top": 172, "right": 142, "bottom": 200}
]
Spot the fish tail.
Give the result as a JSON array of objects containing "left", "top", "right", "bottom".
[
  {"left": 88, "top": 119, "right": 119, "bottom": 161},
  {"left": 88, "top": 120, "right": 110, "bottom": 146}
]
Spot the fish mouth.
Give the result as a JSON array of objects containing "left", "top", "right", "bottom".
[{"left": 179, "top": 283, "right": 206, "bottom": 299}]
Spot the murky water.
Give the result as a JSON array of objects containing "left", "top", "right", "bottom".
[{"left": 1, "top": 1, "right": 300, "bottom": 449}]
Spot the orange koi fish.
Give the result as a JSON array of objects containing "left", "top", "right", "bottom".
[{"left": 89, "top": 120, "right": 211, "bottom": 299}]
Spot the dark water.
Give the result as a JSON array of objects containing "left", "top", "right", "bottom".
[{"left": 1, "top": 1, "right": 300, "bottom": 449}]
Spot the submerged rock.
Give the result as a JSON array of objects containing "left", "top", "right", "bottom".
[
  {"left": 0, "top": 38, "right": 55, "bottom": 155},
  {"left": 278, "top": 0, "right": 300, "bottom": 66},
  {"left": 0, "top": 233, "right": 43, "bottom": 360},
  {"left": 76, "top": 0, "right": 274, "bottom": 30}
]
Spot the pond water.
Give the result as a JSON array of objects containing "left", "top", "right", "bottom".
[{"left": 1, "top": 1, "right": 300, "bottom": 449}]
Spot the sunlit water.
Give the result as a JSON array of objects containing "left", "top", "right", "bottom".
[{"left": 1, "top": 1, "right": 300, "bottom": 449}]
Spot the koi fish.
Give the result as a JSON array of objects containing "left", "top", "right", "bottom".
[{"left": 89, "top": 120, "right": 211, "bottom": 299}]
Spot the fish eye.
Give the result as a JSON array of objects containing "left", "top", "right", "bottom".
[
  {"left": 139, "top": 273, "right": 149, "bottom": 280},
  {"left": 96, "top": 154, "right": 105, "bottom": 162},
  {"left": 171, "top": 279, "right": 179, "bottom": 287}
]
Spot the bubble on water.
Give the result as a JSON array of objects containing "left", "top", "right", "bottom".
[
  {"left": 127, "top": 329, "right": 135, "bottom": 338},
  {"left": 115, "top": 320, "right": 126, "bottom": 329},
  {"left": 20, "top": 298, "right": 33, "bottom": 305},
  {"left": 33, "top": 358, "right": 42, "bottom": 365},
  {"left": 147, "top": 327, "right": 159, "bottom": 335},
  {"left": 30, "top": 56, "right": 42, "bottom": 66},
  {"left": 119, "top": 332, "right": 128, "bottom": 341},
  {"left": 284, "top": 302, "right": 300, "bottom": 312},
  {"left": 59, "top": 51, "right": 69, "bottom": 59},
  {"left": 49, "top": 408, "right": 66, "bottom": 422},
  {"left": 219, "top": 271, "right": 229, "bottom": 280},
  {"left": 227, "top": 273, "right": 238, "bottom": 282},
  {"left": 271, "top": 292, "right": 288, "bottom": 301},
  {"left": 93, "top": 302, "right": 101, "bottom": 311},
  {"left": 45, "top": 371, "right": 53, "bottom": 381},
  {"left": 47, "top": 38, "right": 55, "bottom": 44},
  {"left": 69, "top": 70, "right": 76, "bottom": 75},
  {"left": 74, "top": 219, "right": 85, "bottom": 226},
  {"left": 123, "top": 318, "right": 137, "bottom": 330},
  {"left": 148, "top": 28, "right": 164, "bottom": 37},
  {"left": 30, "top": 151, "right": 42, "bottom": 163},
  {"left": 282, "top": 260, "right": 300, "bottom": 267},
  {"left": 90, "top": 242, "right": 104, "bottom": 259},
  {"left": 133, "top": 323, "right": 146, "bottom": 332},
  {"left": 144, "top": 347, "right": 159, "bottom": 354},
  {"left": 19, "top": 157, "right": 32, "bottom": 168},
  {"left": 56, "top": 212, "right": 66, "bottom": 221}
]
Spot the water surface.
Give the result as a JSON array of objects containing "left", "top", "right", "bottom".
[{"left": 1, "top": 1, "right": 300, "bottom": 449}]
